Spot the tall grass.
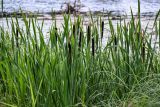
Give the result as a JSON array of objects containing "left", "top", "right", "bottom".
[{"left": 0, "top": 0, "right": 160, "bottom": 106}]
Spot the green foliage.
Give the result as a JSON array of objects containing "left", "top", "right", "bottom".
[{"left": 0, "top": 1, "right": 160, "bottom": 107}]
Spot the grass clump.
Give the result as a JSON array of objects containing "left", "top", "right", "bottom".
[{"left": 0, "top": 0, "right": 160, "bottom": 107}]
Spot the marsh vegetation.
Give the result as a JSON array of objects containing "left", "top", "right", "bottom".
[{"left": 0, "top": 0, "right": 160, "bottom": 107}]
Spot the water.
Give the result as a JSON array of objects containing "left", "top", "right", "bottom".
[{"left": 2, "top": 0, "right": 160, "bottom": 15}]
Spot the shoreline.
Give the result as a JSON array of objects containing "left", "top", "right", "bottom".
[{"left": 0, "top": 10, "right": 158, "bottom": 19}]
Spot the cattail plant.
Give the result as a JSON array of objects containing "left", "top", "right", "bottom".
[
  {"left": 16, "top": 27, "right": 19, "bottom": 48},
  {"left": 0, "top": 1, "right": 160, "bottom": 106},
  {"left": 87, "top": 25, "right": 91, "bottom": 46},
  {"left": 68, "top": 37, "right": 72, "bottom": 65},
  {"left": 114, "top": 36, "right": 117, "bottom": 51},
  {"left": 141, "top": 30, "right": 145, "bottom": 62},
  {"left": 101, "top": 20, "right": 104, "bottom": 40},
  {"left": 92, "top": 37, "right": 95, "bottom": 57},
  {"left": 55, "top": 27, "right": 58, "bottom": 43},
  {"left": 73, "top": 24, "right": 75, "bottom": 38},
  {"left": 79, "top": 30, "right": 82, "bottom": 50}
]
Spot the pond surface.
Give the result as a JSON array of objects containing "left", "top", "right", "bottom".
[{"left": 2, "top": 0, "right": 160, "bottom": 15}]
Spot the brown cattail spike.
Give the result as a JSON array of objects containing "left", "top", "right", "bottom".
[
  {"left": 73, "top": 24, "right": 75, "bottom": 38},
  {"left": 141, "top": 30, "right": 145, "bottom": 62},
  {"left": 68, "top": 41, "right": 72, "bottom": 64},
  {"left": 114, "top": 36, "right": 117, "bottom": 51},
  {"left": 101, "top": 21, "right": 104, "bottom": 40},
  {"left": 92, "top": 37, "right": 95, "bottom": 57},
  {"left": 79, "top": 31, "right": 82, "bottom": 50},
  {"left": 16, "top": 27, "right": 19, "bottom": 48},
  {"left": 55, "top": 27, "right": 58, "bottom": 43},
  {"left": 87, "top": 25, "right": 91, "bottom": 46}
]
